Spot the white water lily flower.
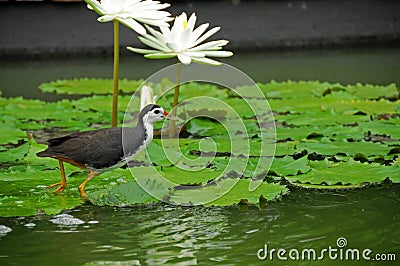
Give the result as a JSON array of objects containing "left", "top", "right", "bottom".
[
  {"left": 127, "top": 12, "right": 233, "bottom": 65},
  {"left": 85, "top": 0, "right": 172, "bottom": 35}
]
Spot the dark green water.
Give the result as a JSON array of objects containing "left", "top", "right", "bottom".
[{"left": 1, "top": 47, "right": 400, "bottom": 265}]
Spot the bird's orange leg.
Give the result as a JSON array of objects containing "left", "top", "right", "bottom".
[
  {"left": 78, "top": 171, "right": 99, "bottom": 198},
  {"left": 48, "top": 160, "right": 67, "bottom": 193}
]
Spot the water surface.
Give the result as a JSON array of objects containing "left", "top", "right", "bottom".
[{"left": 1, "top": 186, "right": 399, "bottom": 265}]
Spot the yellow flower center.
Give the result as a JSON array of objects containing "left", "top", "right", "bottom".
[{"left": 183, "top": 20, "right": 188, "bottom": 30}]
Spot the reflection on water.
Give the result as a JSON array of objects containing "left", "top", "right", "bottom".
[{"left": 1, "top": 185, "right": 399, "bottom": 265}]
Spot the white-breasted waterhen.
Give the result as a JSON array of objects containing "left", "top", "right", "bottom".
[{"left": 37, "top": 104, "right": 169, "bottom": 198}]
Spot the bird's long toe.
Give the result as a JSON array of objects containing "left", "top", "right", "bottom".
[{"left": 48, "top": 182, "right": 67, "bottom": 193}]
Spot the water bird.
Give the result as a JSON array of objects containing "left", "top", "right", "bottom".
[{"left": 37, "top": 104, "right": 168, "bottom": 198}]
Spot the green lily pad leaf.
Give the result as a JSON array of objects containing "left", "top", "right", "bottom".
[
  {"left": 345, "top": 83, "right": 399, "bottom": 100},
  {"left": 1, "top": 98, "right": 112, "bottom": 130},
  {"left": 270, "top": 156, "right": 311, "bottom": 176},
  {"left": 285, "top": 159, "right": 400, "bottom": 188},
  {"left": 0, "top": 167, "right": 84, "bottom": 217},
  {"left": 277, "top": 125, "right": 366, "bottom": 141},
  {"left": 270, "top": 98, "right": 400, "bottom": 115},
  {"left": 275, "top": 113, "right": 370, "bottom": 127},
  {"left": 275, "top": 141, "right": 299, "bottom": 156},
  {"left": 89, "top": 178, "right": 168, "bottom": 206},
  {"left": 0, "top": 143, "right": 29, "bottom": 164},
  {"left": 236, "top": 80, "right": 341, "bottom": 99},
  {"left": 186, "top": 138, "right": 275, "bottom": 158},
  {"left": 179, "top": 82, "right": 229, "bottom": 100},
  {"left": 212, "top": 156, "right": 273, "bottom": 179},
  {"left": 296, "top": 140, "right": 394, "bottom": 157},
  {"left": 161, "top": 166, "right": 223, "bottom": 185},
  {"left": 72, "top": 95, "right": 136, "bottom": 113},
  {"left": 359, "top": 119, "right": 400, "bottom": 140},
  {"left": 39, "top": 78, "right": 143, "bottom": 95},
  {"left": 169, "top": 178, "right": 288, "bottom": 206},
  {"left": 0, "top": 116, "right": 27, "bottom": 145}
]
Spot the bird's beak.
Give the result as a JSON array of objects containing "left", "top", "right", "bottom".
[{"left": 164, "top": 110, "right": 179, "bottom": 121}]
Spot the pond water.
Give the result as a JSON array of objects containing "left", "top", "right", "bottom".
[
  {"left": 1, "top": 47, "right": 400, "bottom": 265},
  {"left": 1, "top": 186, "right": 399, "bottom": 265}
]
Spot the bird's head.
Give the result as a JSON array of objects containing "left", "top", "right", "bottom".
[{"left": 140, "top": 104, "right": 169, "bottom": 124}]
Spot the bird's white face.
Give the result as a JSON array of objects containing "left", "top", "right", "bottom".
[{"left": 144, "top": 106, "right": 168, "bottom": 124}]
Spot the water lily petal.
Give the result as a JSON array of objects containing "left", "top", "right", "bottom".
[
  {"left": 178, "top": 53, "right": 192, "bottom": 65},
  {"left": 190, "top": 40, "right": 229, "bottom": 52},
  {"left": 160, "top": 26, "right": 172, "bottom": 42},
  {"left": 183, "top": 51, "right": 206, "bottom": 58},
  {"left": 98, "top": 15, "right": 116, "bottom": 22},
  {"left": 145, "top": 53, "right": 177, "bottom": 59},
  {"left": 187, "top": 12, "right": 197, "bottom": 32},
  {"left": 166, "top": 41, "right": 179, "bottom": 52},
  {"left": 204, "top": 50, "right": 233, "bottom": 57},
  {"left": 85, "top": 0, "right": 171, "bottom": 34},
  {"left": 126, "top": 47, "right": 159, "bottom": 54},
  {"left": 139, "top": 36, "right": 169, "bottom": 51},
  {"left": 141, "top": 32, "right": 169, "bottom": 50},
  {"left": 145, "top": 25, "right": 167, "bottom": 42},
  {"left": 193, "top": 26, "right": 221, "bottom": 47},
  {"left": 192, "top": 57, "right": 222, "bottom": 66},
  {"left": 171, "top": 12, "right": 187, "bottom": 39},
  {"left": 119, "top": 18, "right": 146, "bottom": 35},
  {"left": 190, "top": 23, "right": 209, "bottom": 45},
  {"left": 85, "top": 0, "right": 106, "bottom": 14},
  {"left": 180, "top": 28, "right": 193, "bottom": 50}
]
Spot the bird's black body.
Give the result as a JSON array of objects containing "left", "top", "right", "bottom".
[
  {"left": 36, "top": 104, "right": 167, "bottom": 197},
  {"left": 37, "top": 104, "right": 163, "bottom": 172},
  {"left": 37, "top": 127, "right": 144, "bottom": 171}
]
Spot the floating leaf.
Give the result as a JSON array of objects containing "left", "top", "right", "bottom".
[
  {"left": 0, "top": 143, "right": 29, "bottom": 164},
  {"left": 345, "top": 83, "right": 399, "bottom": 100},
  {"left": 275, "top": 113, "right": 370, "bottom": 127},
  {"left": 72, "top": 95, "right": 136, "bottom": 113},
  {"left": 0, "top": 116, "right": 27, "bottom": 145},
  {"left": 270, "top": 98, "right": 399, "bottom": 115},
  {"left": 0, "top": 167, "right": 84, "bottom": 217},
  {"left": 285, "top": 159, "right": 399, "bottom": 188},
  {"left": 39, "top": 78, "right": 143, "bottom": 95},
  {"left": 296, "top": 140, "right": 394, "bottom": 157},
  {"left": 270, "top": 156, "right": 311, "bottom": 176},
  {"left": 89, "top": 178, "right": 168, "bottom": 206},
  {"left": 169, "top": 178, "right": 288, "bottom": 206}
]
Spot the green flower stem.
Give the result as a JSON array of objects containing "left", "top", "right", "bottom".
[
  {"left": 112, "top": 20, "right": 120, "bottom": 128},
  {"left": 169, "top": 63, "right": 182, "bottom": 138}
]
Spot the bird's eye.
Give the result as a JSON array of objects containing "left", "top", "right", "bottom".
[{"left": 154, "top": 109, "right": 161, "bottom": 114}]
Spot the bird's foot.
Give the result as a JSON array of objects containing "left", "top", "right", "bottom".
[{"left": 48, "top": 182, "right": 67, "bottom": 193}]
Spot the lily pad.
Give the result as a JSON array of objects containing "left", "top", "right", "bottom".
[
  {"left": 270, "top": 156, "right": 311, "bottom": 176},
  {"left": 169, "top": 178, "right": 288, "bottom": 206},
  {"left": 0, "top": 167, "right": 84, "bottom": 217},
  {"left": 285, "top": 159, "right": 400, "bottom": 188},
  {"left": 0, "top": 116, "right": 27, "bottom": 145},
  {"left": 39, "top": 78, "right": 143, "bottom": 95},
  {"left": 295, "top": 140, "right": 394, "bottom": 157},
  {"left": 89, "top": 176, "right": 168, "bottom": 206}
]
